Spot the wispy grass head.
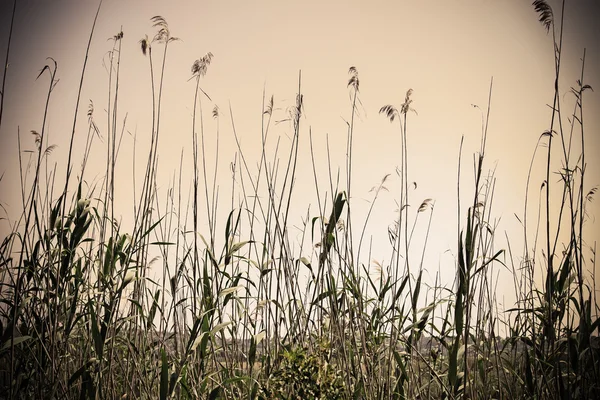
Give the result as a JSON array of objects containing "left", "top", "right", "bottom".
[
  {"left": 380, "top": 88, "right": 416, "bottom": 122},
  {"left": 532, "top": 0, "right": 553, "bottom": 33},
  {"left": 139, "top": 34, "right": 150, "bottom": 55},
  {"left": 151, "top": 15, "right": 179, "bottom": 43},
  {"left": 151, "top": 15, "right": 170, "bottom": 41},
  {"left": 31, "top": 130, "right": 41, "bottom": 149},
  {"left": 191, "top": 52, "right": 214, "bottom": 78},
  {"left": 379, "top": 104, "right": 398, "bottom": 122},
  {"left": 263, "top": 95, "right": 274, "bottom": 116},
  {"left": 348, "top": 66, "right": 359, "bottom": 92},
  {"left": 401, "top": 88, "right": 415, "bottom": 115}
]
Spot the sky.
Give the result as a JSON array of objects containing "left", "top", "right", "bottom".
[{"left": 0, "top": 0, "right": 599, "bottom": 311}]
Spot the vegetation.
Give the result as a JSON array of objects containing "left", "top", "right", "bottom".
[{"left": 0, "top": 0, "right": 598, "bottom": 398}]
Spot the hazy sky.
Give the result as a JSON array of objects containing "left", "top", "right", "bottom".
[{"left": 1, "top": 0, "right": 599, "bottom": 309}]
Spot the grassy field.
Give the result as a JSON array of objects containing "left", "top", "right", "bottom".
[{"left": 0, "top": 1, "right": 599, "bottom": 399}]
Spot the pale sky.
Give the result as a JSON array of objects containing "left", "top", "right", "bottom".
[{"left": 1, "top": 0, "right": 599, "bottom": 310}]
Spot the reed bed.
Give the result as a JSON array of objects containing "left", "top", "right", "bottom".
[{"left": 0, "top": 1, "right": 598, "bottom": 399}]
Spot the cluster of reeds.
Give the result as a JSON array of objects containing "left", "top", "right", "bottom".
[{"left": 0, "top": 0, "right": 598, "bottom": 399}]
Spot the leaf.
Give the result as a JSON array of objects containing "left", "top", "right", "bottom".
[
  {"left": 312, "top": 289, "right": 336, "bottom": 305},
  {"left": 448, "top": 341, "right": 460, "bottom": 391},
  {"left": 541, "top": 130, "right": 554, "bottom": 138},
  {"left": 160, "top": 348, "right": 169, "bottom": 400},
  {"left": 456, "top": 343, "right": 466, "bottom": 360},
  {"left": 68, "top": 360, "right": 93, "bottom": 387},
  {"left": 139, "top": 216, "right": 166, "bottom": 242},
  {"left": 190, "top": 332, "right": 207, "bottom": 352},
  {"left": 36, "top": 65, "right": 50, "bottom": 81},
  {"left": 410, "top": 272, "right": 422, "bottom": 315},
  {"left": 248, "top": 335, "right": 258, "bottom": 368},
  {"left": 229, "top": 240, "right": 252, "bottom": 255},
  {"left": 146, "top": 289, "right": 161, "bottom": 331},
  {"left": 210, "top": 322, "right": 232, "bottom": 336},
  {"left": 254, "top": 330, "right": 266, "bottom": 345},
  {"left": 198, "top": 234, "right": 219, "bottom": 269},
  {"left": 299, "top": 257, "right": 313, "bottom": 278},
  {"left": 219, "top": 286, "right": 243, "bottom": 297},
  {"left": 89, "top": 305, "right": 103, "bottom": 359},
  {"left": 0, "top": 335, "right": 32, "bottom": 352}
]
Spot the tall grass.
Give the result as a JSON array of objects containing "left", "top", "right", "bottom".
[{"left": 0, "top": 1, "right": 598, "bottom": 399}]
